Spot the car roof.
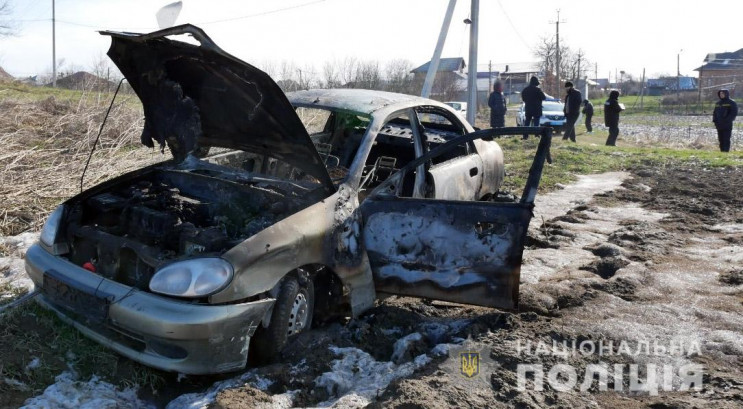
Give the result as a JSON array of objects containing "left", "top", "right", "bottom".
[{"left": 287, "top": 89, "right": 452, "bottom": 117}]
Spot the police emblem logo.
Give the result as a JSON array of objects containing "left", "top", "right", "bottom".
[{"left": 460, "top": 351, "right": 480, "bottom": 378}]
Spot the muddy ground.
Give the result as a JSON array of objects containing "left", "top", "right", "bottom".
[
  {"left": 5, "top": 164, "right": 743, "bottom": 408},
  {"left": 158, "top": 164, "right": 740, "bottom": 409}
]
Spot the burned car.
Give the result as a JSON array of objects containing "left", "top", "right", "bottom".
[{"left": 25, "top": 25, "right": 552, "bottom": 374}]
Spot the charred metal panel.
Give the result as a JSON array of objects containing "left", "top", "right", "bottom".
[
  {"left": 102, "top": 25, "right": 335, "bottom": 192},
  {"left": 361, "top": 199, "right": 530, "bottom": 309}
]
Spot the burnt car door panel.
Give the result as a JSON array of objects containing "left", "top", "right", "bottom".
[
  {"left": 360, "top": 198, "right": 529, "bottom": 309},
  {"left": 359, "top": 126, "right": 552, "bottom": 310}
]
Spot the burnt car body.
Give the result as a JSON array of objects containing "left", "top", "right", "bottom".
[{"left": 25, "top": 25, "right": 552, "bottom": 374}]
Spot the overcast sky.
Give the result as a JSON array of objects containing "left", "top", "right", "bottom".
[{"left": 1, "top": 0, "right": 742, "bottom": 83}]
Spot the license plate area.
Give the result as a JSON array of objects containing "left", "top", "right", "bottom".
[{"left": 43, "top": 270, "right": 110, "bottom": 323}]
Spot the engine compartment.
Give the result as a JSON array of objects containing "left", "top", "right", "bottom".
[{"left": 62, "top": 166, "right": 318, "bottom": 291}]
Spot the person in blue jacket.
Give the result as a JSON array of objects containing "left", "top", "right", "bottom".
[
  {"left": 488, "top": 81, "right": 507, "bottom": 128},
  {"left": 713, "top": 89, "right": 738, "bottom": 152}
]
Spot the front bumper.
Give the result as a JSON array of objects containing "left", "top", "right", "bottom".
[{"left": 25, "top": 244, "right": 273, "bottom": 374}]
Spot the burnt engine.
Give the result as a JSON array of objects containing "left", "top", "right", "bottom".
[{"left": 62, "top": 170, "right": 301, "bottom": 291}]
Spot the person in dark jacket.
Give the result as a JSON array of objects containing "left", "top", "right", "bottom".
[
  {"left": 521, "top": 76, "right": 546, "bottom": 138},
  {"left": 582, "top": 99, "right": 594, "bottom": 133},
  {"left": 604, "top": 90, "right": 624, "bottom": 146},
  {"left": 712, "top": 89, "right": 738, "bottom": 152},
  {"left": 488, "top": 81, "right": 507, "bottom": 128},
  {"left": 562, "top": 81, "right": 582, "bottom": 142}
]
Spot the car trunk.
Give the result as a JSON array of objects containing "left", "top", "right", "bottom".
[{"left": 59, "top": 162, "right": 323, "bottom": 292}]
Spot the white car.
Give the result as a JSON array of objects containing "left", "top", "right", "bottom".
[
  {"left": 516, "top": 99, "right": 581, "bottom": 134},
  {"left": 444, "top": 101, "right": 467, "bottom": 119}
]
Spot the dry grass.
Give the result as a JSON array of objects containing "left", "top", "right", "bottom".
[{"left": 0, "top": 84, "right": 165, "bottom": 235}]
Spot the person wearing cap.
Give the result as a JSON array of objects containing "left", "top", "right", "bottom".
[
  {"left": 521, "top": 76, "right": 546, "bottom": 138},
  {"left": 713, "top": 89, "right": 738, "bottom": 152},
  {"left": 562, "top": 81, "right": 582, "bottom": 142},
  {"left": 582, "top": 99, "right": 594, "bottom": 134},
  {"left": 488, "top": 81, "right": 507, "bottom": 128}
]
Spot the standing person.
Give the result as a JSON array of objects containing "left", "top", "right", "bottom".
[
  {"left": 713, "top": 89, "right": 738, "bottom": 152},
  {"left": 488, "top": 81, "right": 507, "bottom": 128},
  {"left": 562, "top": 81, "right": 582, "bottom": 142},
  {"left": 604, "top": 90, "right": 624, "bottom": 146},
  {"left": 582, "top": 99, "right": 594, "bottom": 133},
  {"left": 521, "top": 76, "right": 546, "bottom": 138}
]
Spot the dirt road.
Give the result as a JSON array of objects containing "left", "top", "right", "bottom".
[{"left": 13, "top": 165, "right": 743, "bottom": 408}]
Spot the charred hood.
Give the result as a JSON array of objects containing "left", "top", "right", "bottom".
[{"left": 101, "top": 24, "right": 334, "bottom": 192}]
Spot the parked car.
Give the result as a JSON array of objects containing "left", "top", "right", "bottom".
[
  {"left": 516, "top": 99, "right": 580, "bottom": 134},
  {"left": 25, "top": 24, "right": 552, "bottom": 374},
  {"left": 444, "top": 101, "right": 467, "bottom": 119}
]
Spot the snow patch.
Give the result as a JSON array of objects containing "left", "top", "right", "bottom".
[
  {"left": 0, "top": 232, "right": 38, "bottom": 292},
  {"left": 25, "top": 357, "right": 41, "bottom": 373},
  {"left": 315, "top": 346, "right": 431, "bottom": 407},
  {"left": 391, "top": 332, "right": 423, "bottom": 363},
  {"left": 21, "top": 371, "right": 151, "bottom": 409},
  {"left": 431, "top": 343, "right": 450, "bottom": 357},
  {"left": 166, "top": 371, "right": 286, "bottom": 409}
]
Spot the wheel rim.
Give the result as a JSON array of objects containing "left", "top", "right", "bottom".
[{"left": 288, "top": 291, "right": 309, "bottom": 336}]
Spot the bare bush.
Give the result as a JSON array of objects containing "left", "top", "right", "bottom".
[{"left": 0, "top": 91, "right": 161, "bottom": 235}]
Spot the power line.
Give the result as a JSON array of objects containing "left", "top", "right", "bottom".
[
  {"left": 496, "top": 0, "right": 530, "bottom": 49},
  {"left": 198, "top": 0, "right": 328, "bottom": 25},
  {"left": 17, "top": 0, "right": 331, "bottom": 32}
]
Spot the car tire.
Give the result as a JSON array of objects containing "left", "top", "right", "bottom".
[{"left": 249, "top": 275, "right": 314, "bottom": 365}]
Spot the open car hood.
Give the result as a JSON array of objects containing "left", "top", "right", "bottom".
[{"left": 101, "top": 24, "right": 334, "bottom": 192}]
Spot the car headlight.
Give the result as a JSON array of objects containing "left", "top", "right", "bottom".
[
  {"left": 149, "top": 258, "right": 234, "bottom": 298},
  {"left": 40, "top": 206, "right": 64, "bottom": 247}
]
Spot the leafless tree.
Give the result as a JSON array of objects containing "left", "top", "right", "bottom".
[
  {"left": 321, "top": 61, "right": 341, "bottom": 89},
  {"left": 0, "top": 1, "right": 17, "bottom": 38},
  {"left": 534, "top": 36, "right": 591, "bottom": 96},
  {"left": 338, "top": 57, "right": 358, "bottom": 87},
  {"left": 384, "top": 59, "right": 415, "bottom": 94},
  {"left": 353, "top": 60, "right": 382, "bottom": 89}
]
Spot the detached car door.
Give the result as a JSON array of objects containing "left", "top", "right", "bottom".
[{"left": 359, "top": 127, "right": 551, "bottom": 310}]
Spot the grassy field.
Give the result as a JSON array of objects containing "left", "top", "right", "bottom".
[{"left": 2, "top": 81, "right": 743, "bottom": 405}]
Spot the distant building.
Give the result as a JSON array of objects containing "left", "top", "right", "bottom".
[
  {"left": 452, "top": 71, "right": 500, "bottom": 105},
  {"left": 410, "top": 57, "right": 467, "bottom": 101},
  {"left": 490, "top": 62, "right": 542, "bottom": 96},
  {"left": 646, "top": 77, "right": 698, "bottom": 96},
  {"left": 694, "top": 48, "right": 743, "bottom": 97}
]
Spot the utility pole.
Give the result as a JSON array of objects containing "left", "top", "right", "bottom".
[
  {"left": 421, "top": 0, "right": 457, "bottom": 98},
  {"left": 549, "top": 10, "right": 566, "bottom": 96},
  {"left": 465, "top": 0, "right": 479, "bottom": 126},
  {"left": 677, "top": 49, "right": 682, "bottom": 104},
  {"left": 52, "top": 0, "right": 56, "bottom": 88},
  {"left": 594, "top": 62, "right": 598, "bottom": 85},
  {"left": 640, "top": 68, "right": 646, "bottom": 109},
  {"left": 576, "top": 50, "right": 582, "bottom": 84},
  {"left": 488, "top": 60, "right": 492, "bottom": 94}
]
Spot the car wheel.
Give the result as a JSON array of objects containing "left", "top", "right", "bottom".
[{"left": 249, "top": 275, "right": 314, "bottom": 365}]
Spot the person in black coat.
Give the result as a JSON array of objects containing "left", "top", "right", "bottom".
[
  {"left": 604, "top": 90, "right": 624, "bottom": 146},
  {"left": 582, "top": 99, "right": 594, "bottom": 133},
  {"left": 488, "top": 81, "right": 507, "bottom": 128},
  {"left": 712, "top": 89, "right": 738, "bottom": 152},
  {"left": 562, "top": 81, "right": 582, "bottom": 142},
  {"left": 521, "top": 76, "right": 546, "bottom": 138}
]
